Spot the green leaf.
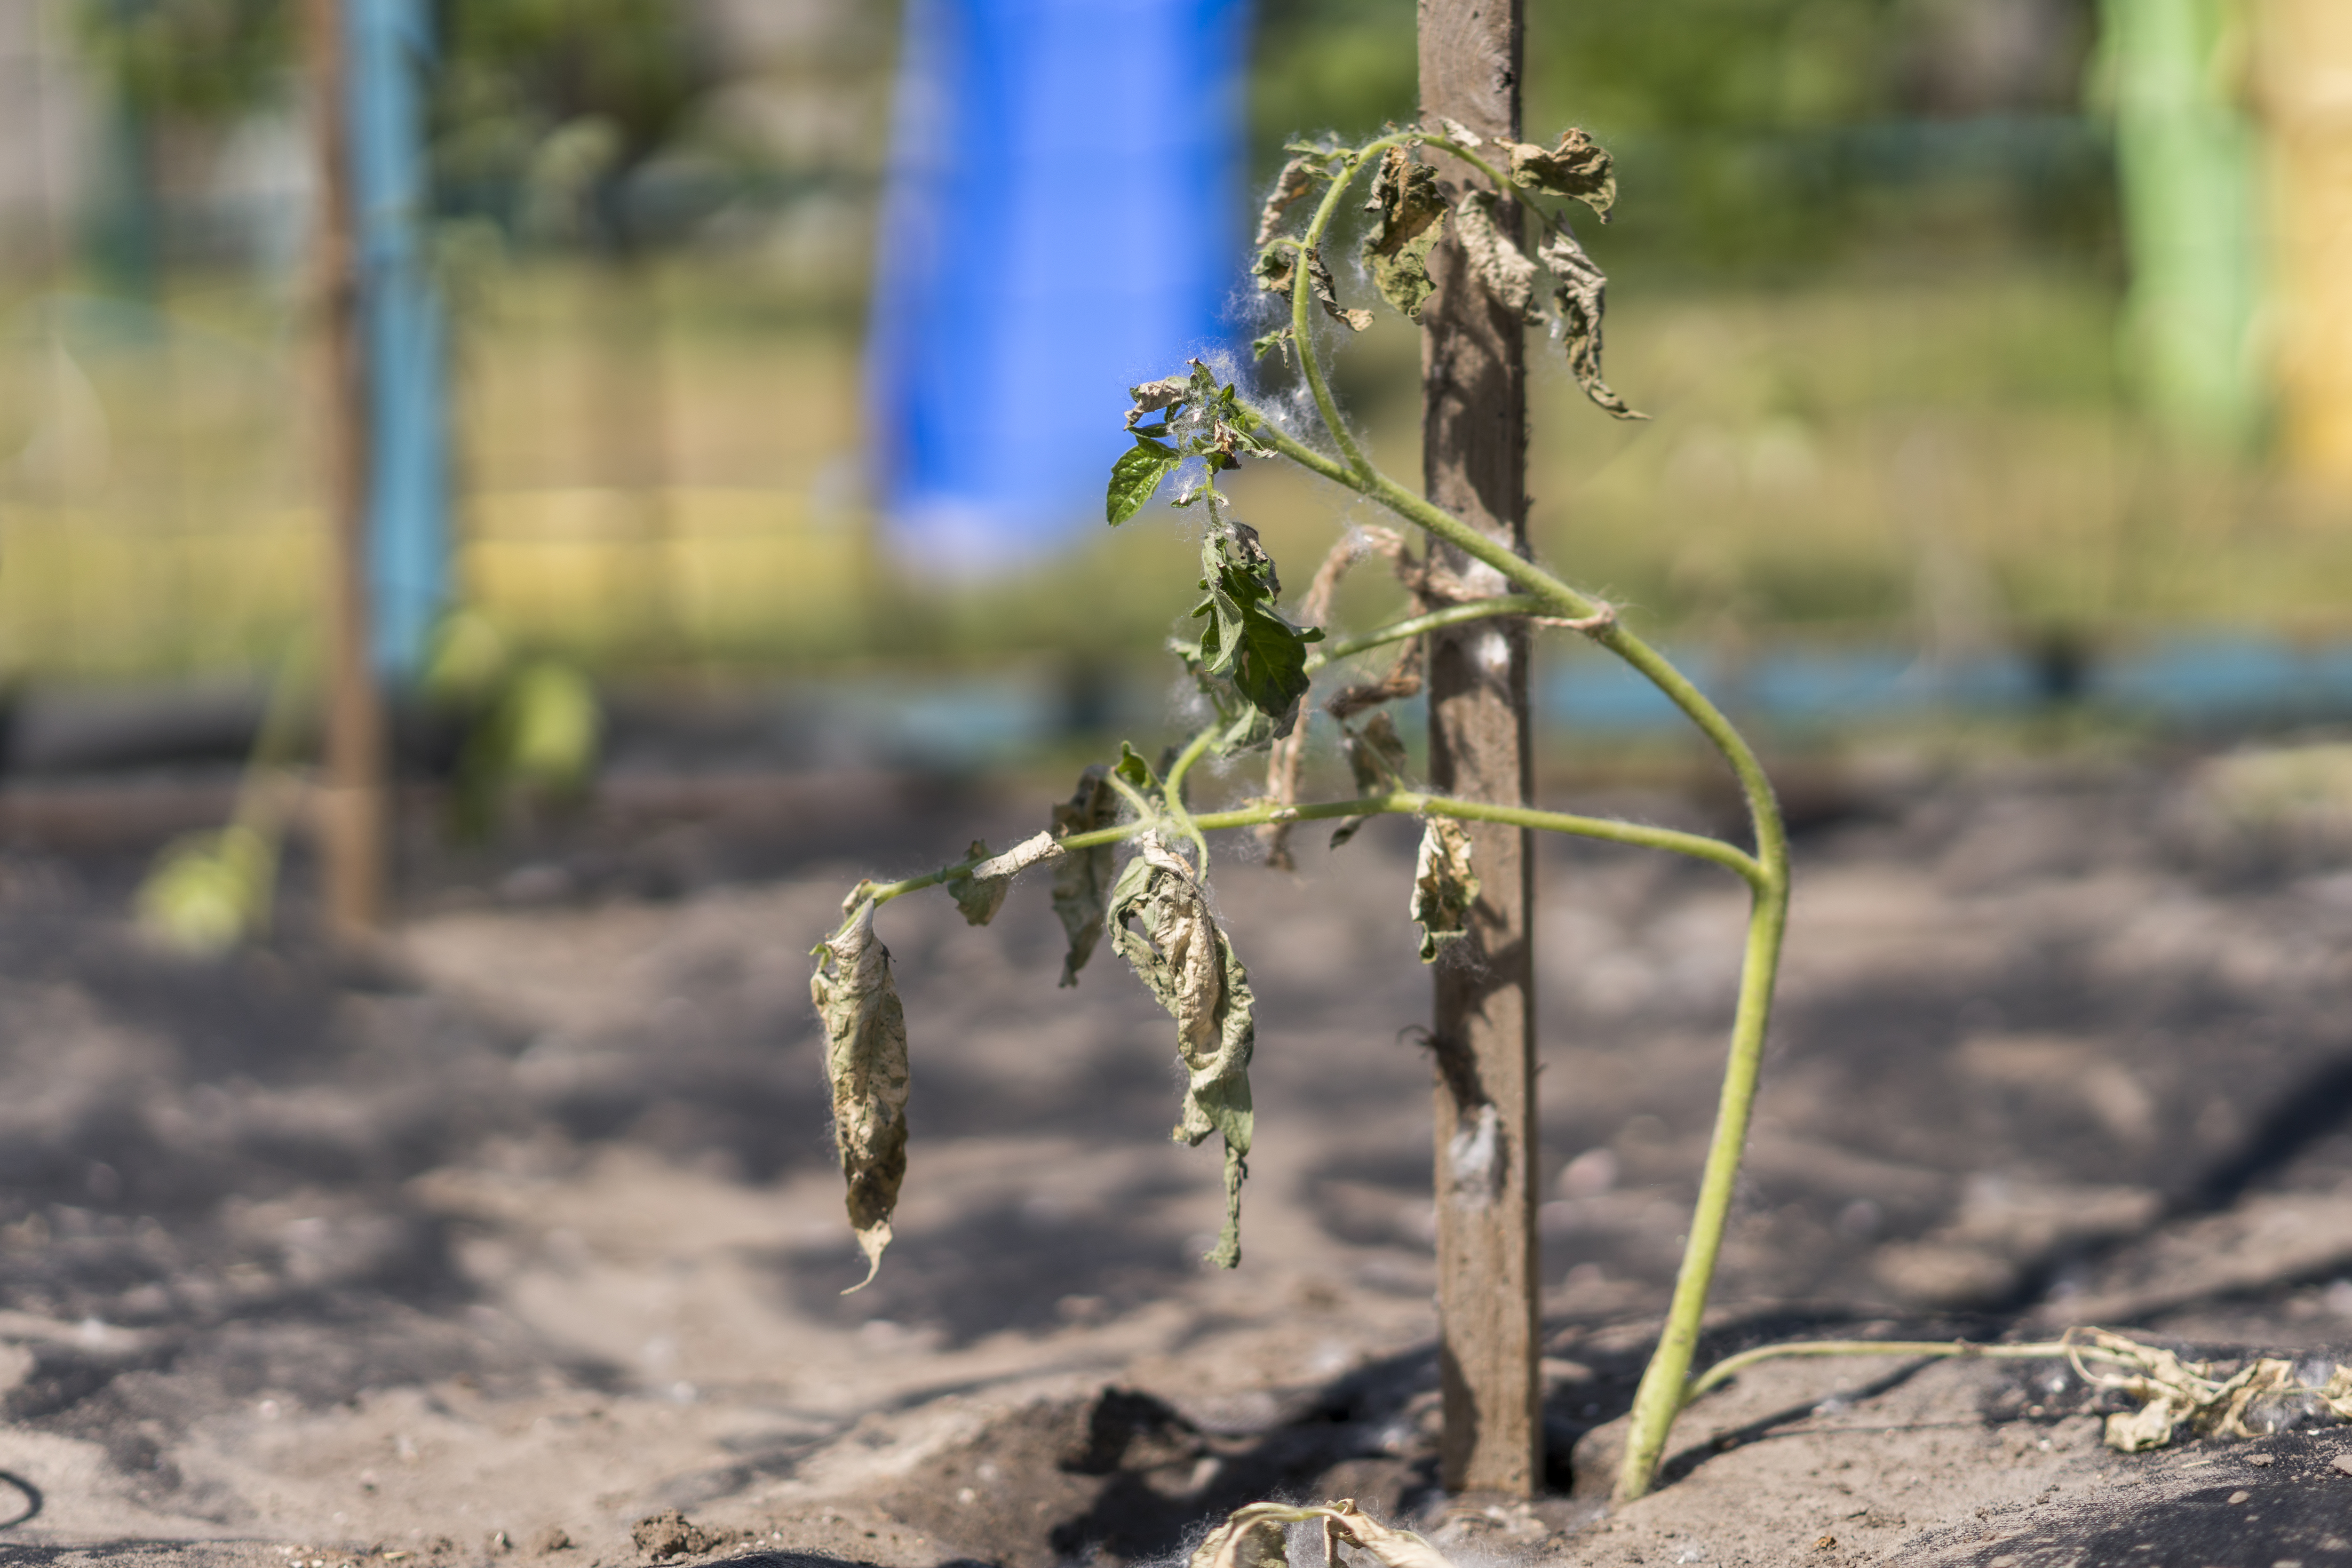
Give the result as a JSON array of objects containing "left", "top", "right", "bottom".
[
  {"left": 1115, "top": 741, "right": 1163, "bottom": 799},
  {"left": 1106, "top": 435, "right": 1182, "bottom": 525},
  {"left": 1107, "top": 832, "right": 1256, "bottom": 1268},
  {"left": 1362, "top": 148, "right": 1448, "bottom": 320},
  {"left": 1452, "top": 192, "right": 1541, "bottom": 323},
  {"left": 136, "top": 823, "right": 278, "bottom": 956},
  {"left": 1189, "top": 523, "right": 1323, "bottom": 738},
  {"left": 812, "top": 900, "right": 910, "bottom": 1291},
  {"left": 1410, "top": 817, "right": 1481, "bottom": 963},
  {"left": 1250, "top": 327, "right": 1294, "bottom": 365},
  {"left": 1503, "top": 127, "right": 1616, "bottom": 221},
  {"left": 1537, "top": 226, "right": 1644, "bottom": 421},
  {"left": 1049, "top": 768, "right": 1119, "bottom": 986}
]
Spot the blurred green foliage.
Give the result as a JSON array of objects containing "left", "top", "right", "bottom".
[{"left": 70, "top": 0, "right": 291, "bottom": 121}]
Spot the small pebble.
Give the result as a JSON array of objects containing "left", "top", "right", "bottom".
[
  {"left": 2228, "top": 1490, "right": 2251, "bottom": 1505},
  {"left": 1812, "top": 1536, "right": 1836, "bottom": 1552},
  {"left": 2248, "top": 1454, "right": 2275, "bottom": 1467},
  {"left": 2336, "top": 1454, "right": 2352, "bottom": 1478}
]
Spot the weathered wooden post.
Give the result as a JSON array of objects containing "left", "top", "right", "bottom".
[
  {"left": 302, "top": 0, "right": 388, "bottom": 934},
  {"left": 1418, "top": 0, "right": 1541, "bottom": 1498}
]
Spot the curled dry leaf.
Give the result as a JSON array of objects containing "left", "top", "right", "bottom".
[
  {"left": 1427, "top": 114, "right": 1483, "bottom": 150},
  {"left": 1306, "top": 246, "right": 1374, "bottom": 332},
  {"left": 811, "top": 900, "right": 909, "bottom": 1291},
  {"left": 1538, "top": 226, "right": 1643, "bottom": 420},
  {"left": 1255, "top": 156, "right": 1321, "bottom": 247},
  {"left": 1331, "top": 711, "right": 1411, "bottom": 849},
  {"left": 1108, "top": 833, "right": 1256, "bottom": 1267},
  {"left": 1126, "top": 373, "right": 1193, "bottom": 429},
  {"left": 2068, "top": 1327, "right": 2352, "bottom": 1452},
  {"left": 947, "top": 840, "right": 1009, "bottom": 926},
  {"left": 1050, "top": 768, "right": 1119, "bottom": 986},
  {"left": 1187, "top": 1500, "right": 1458, "bottom": 1568},
  {"left": 1362, "top": 148, "right": 1448, "bottom": 320},
  {"left": 1504, "top": 126, "right": 1615, "bottom": 220},
  {"left": 1411, "top": 816, "right": 1480, "bottom": 962},
  {"left": 948, "top": 831, "right": 1064, "bottom": 927},
  {"left": 1451, "top": 192, "right": 1540, "bottom": 324}
]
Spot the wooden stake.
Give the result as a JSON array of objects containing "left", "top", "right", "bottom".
[
  {"left": 303, "top": 0, "right": 387, "bottom": 934},
  {"left": 1418, "top": 0, "right": 1540, "bottom": 1498}
]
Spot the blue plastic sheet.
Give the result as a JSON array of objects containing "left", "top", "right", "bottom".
[
  {"left": 867, "top": 0, "right": 1251, "bottom": 573},
  {"left": 346, "top": 0, "right": 448, "bottom": 680}
]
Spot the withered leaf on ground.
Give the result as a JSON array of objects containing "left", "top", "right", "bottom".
[
  {"left": 1503, "top": 127, "right": 1616, "bottom": 220},
  {"left": 1186, "top": 1501, "right": 1458, "bottom": 1568},
  {"left": 1107, "top": 833, "right": 1256, "bottom": 1267},
  {"left": 1411, "top": 816, "right": 1481, "bottom": 962},
  {"left": 1255, "top": 156, "right": 1321, "bottom": 247},
  {"left": 1362, "top": 147, "right": 1448, "bottom": 320},
  {"left": 1537, "top": 225, "right": 1642, "bottom": 420},
  {"left": 811, "top": 900, "right": 908, "bottom": 1290},
  {"left": 1050, "top": 768, "right": 1119, "bottom": 986},
  {"left": 1451, "top": 192, "right": 1540, "bottom": 323}
]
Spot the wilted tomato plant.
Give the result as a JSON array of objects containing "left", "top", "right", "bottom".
[{"left": 813, "top": 119, "right": 1789, "bottom": 1503}]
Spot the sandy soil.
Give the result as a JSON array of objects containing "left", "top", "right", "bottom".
[{"left": 3, "top": 748, "right": 2352, "bottom": 1567}]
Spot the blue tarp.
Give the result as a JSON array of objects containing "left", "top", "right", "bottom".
[
  {"left": 346, "top": 0, "right": 448, "bottom": 680},
  {"left": 867, "top": 0, "right": 1251, "bottom": 573}
]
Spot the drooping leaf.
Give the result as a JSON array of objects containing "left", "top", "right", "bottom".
[
  {"left": 1305, "top": 246, "right": 1374, "bottom": 332},
  {"left": 1254, "top": 155, "right": 1320, "bottom": 247},
  {"left": 1107, "top": 833, "right": 1256, "bottom": 1267},
  {"left": 1331, "top": 711, "right": 1411, "bottom": 850},
  {"left": 811, "top": 900, "right": 909, "bottom": 1291},
  {"left": 1251, "top": 327, "right": 1295, "bottom": 365},
  {"left": 945, "top": 840, "right": 1008, "bottom": 926},
  {"left": 1410, "top": 816, "right": 1481, "bottom": 963},
  {"left": 1114, "top": 740, "right": 1163, "bottom": 800},
  {"left": 1451, "top": 191, "right": 1541, "bottom": 323},
  {"left": 1189, "top": 522, "right": 1323, "bottom": 738},
  {"left": 946, "top": 832, "right": 1061, "bottom": 928},
  {"left": 1538, "top": 226, "right": 1644, "bottom": 420},
  {"left": 1050, "top": 768, "right": 1120, "bottom": 987},
  {"left": 1362, "top": 147, "right": 1448, "bottom": 320},
  {"left": 1503, "top": 127, "right": 1616, "bottom": 220},
  {"left": 1107, "top": 435, "right": 1182, "bottom": 525},
  {"left": 1322, "top": 1504, "right": 1458, "bottom": 1568}
]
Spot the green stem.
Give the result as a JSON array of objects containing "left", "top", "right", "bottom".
[
  {"left": 1308, "top": 597, "right": 1547, "bottom": 669},
  {"left": 1680, "top": 1339, "right": 2085, "bottom": 1408},
  {"left": 845, "top": 791, "right": 1762, "bottom": 931},
  {"left": 1160, "top": 722, "right": 1221, "bottom": 872},
  {"left": 1244, "top": 226, "right": 1797, "bottom": 1498}
]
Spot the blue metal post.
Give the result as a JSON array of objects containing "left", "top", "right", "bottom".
[
  {"left": 345, "top": 0, "right": 448, "bottom": 678},
  {"left": 868, "top": 0, "right": 1252, "bottom": 573}
]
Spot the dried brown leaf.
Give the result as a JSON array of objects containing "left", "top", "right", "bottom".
[
  {"left": 1410, "top": 817, "right": 1480, "bottom": 962},
  {"left": 1362, "top": 148, "right": 1448, "bottom": 320},
  {"left": 1450, "top": 192, "right": 1540, "bottom": 324},
  {"left": 1050, "top": 768, "right": 1119, "bottom": 986},
  {"left": 1503, "top": 126, "right": 1616, "bottom": 220},
  {"left": 1108, "top": 833, "right": 1256, "bottom": 1266},
  {"left": 1537, "top": 225, "right": 1643, "bottom": 420},
  {"left": 1331, "top": 711, "right": 1411, "bottom": 849},
  {"left": 1255, "top": 156, "right": 1320, "bottom": 247},
  {"left": 1306, "top": 246, "right": 1373, "bottom": 332},
  {"left": 811, "top": 900, "right": 908, "bottom": 1290}
]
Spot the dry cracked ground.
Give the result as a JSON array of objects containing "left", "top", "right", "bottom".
[{"left": 3, "top": 747, "right": 2352, "bottom": 1567}]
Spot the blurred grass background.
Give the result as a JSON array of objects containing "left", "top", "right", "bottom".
[{"left": 0, "top": 0, "right": 2346, "bottom": 708}]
